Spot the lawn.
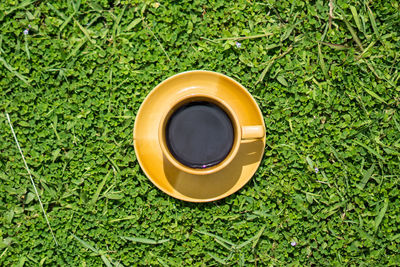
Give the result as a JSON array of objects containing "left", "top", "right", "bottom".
[{"left": 1, "top": 0, "right": 400, "bottom": 265}]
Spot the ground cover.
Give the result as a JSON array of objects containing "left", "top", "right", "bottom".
[{"left": 1, "top": 0, "right": 399, "bottom": 265}]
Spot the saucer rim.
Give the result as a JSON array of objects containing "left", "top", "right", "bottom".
[{"left": 133, "top": 70, "right": 265, "bottom": 202}]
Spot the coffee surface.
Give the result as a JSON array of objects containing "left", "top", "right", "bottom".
[{"left": 166, "top": 101, "right": 234, "bottom": 168}]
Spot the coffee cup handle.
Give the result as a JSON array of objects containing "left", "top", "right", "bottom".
[{"left": 241, "top": 126, "right": 264, "bottom": 140}]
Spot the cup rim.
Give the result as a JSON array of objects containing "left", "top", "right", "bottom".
[{"left": 158, "top": 93, "right": 242, "bottom": 175}]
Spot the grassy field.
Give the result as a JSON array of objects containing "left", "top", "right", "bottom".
[{"left": 1, "top": 0, "right": 400, "bottom": 265}]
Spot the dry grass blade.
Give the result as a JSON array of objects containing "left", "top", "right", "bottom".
[
  {"left": 6, "top": 113, "right": 58, "bottom": 246},
  {"left": 328, "top": 0, "right": 334, "bottom": 29},
  {"left": 143, "top": 19, "right": 170, "bottom": 62}
]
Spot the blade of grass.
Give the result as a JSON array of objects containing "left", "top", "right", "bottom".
[
  {"left": 157, "top": 258, "right": 169, "bottom": 267},
  {"left": 0, "top": 248, "right": 9, "bottom": 260},
  {"left": 47, "top": 3, "right": 67, "bottom": 20},
  {"left": 390, "top": 233, "right": 400, "bottom": 241},
  {"left": 306, "top": 156, "right": 314, "bottom": 169},
  {"left": 354, "top": 140, "right": 385, "bottom": 161},
  {"left": 100, "top": 255, "right": 113, "bottom": 267},
  {"left": 89, "top": 171, "right": 111, "bottom": 206},
  {"left": 194, "top": 230, "right": 235, "bottom": 247},
  {"left": 393, "top": 116, "right": 400, "bottom": 133},
  {"left": 112, "top": 5, "right": 126, "bottom": 43},
  {"left": 143, "top": 19, "right": 170, "bottom": 62},
  {"left": 207, "top": 252, "right": 228, "bottom": 265},
  {"left": 85, "top": 14, "right": 102, "bottom": 29},
  {"left": 318, "top": 43, "right": 328, "bottom": 78},
  {"left": 374, "top": 199, "right": 388, "bottom": 232},
  {"left": 108, "top": 215, "right": 136, "bottom": 223},
  {"left": 24, "top": 35, "right": 30, "bottom": 60},
  {"left": 256, "top": 59, "right": 274, "bottom": 85},
  {"left": 66, "top": 37, "right": 87, "bottom": 60},
  {"left": 71, "top": 233, "right": 98, "bottom": 253},
  {"left": 5, "top": 0, "right": 35, "bottom": 15},
  {"left": 344, "top": 18, "right": 364, "bottom": 51},
  {"left": 214, "top": 238, "right": 233, "bottom": 251},
  {"left": 281, "top": 15, "right": 302, "bottom": 42},
  {"left": 74, "top": 18, "right": 95, "bottom": 44},
  {"left": 362, "top": 87, "right": 387, "bottom": 104},
  {"left": 337, "top": 7, "right": 364, "bottom": 51},
  {"left": 350, "top": 6, "right": 362, "bottom": 32},
  {"left": 206, "top": 32, "right": 273, "bottom": 42},
  {"left": 394, "top": 72, "right": 400, "bottom": 84},
  {"left": 72, "top": 0, "right": 81, "bottom": 13},
  {"left": 59, "top": 13, "right": 74, "bottom": 34},
  {"left": 366, "top": 3, "right": 379, "bottom": 37},
  {"left": 252, "top": 225, "right": 267, "bottom": 249},
  {"left": 120, "top": 236, "right": 169, "bottom": 245},
  {"left": 364, "top": 60, "right": 382, "bottom": 80},
  {"left": 50, "top": 123, "right": 60, "bottom": 141},
  {"left": 355, "top": 40, "right": 377, "bottom": 61},
  {"left": 101, "top": 149, "right": 121, "bottom": 173},
  {"left": 72, "top": 234, "right": 113, "bottom": 267},
  {"left": 320, "top": 41, "right": 349, "bottom": 50},
  {"left": 320, "top": 22, "right": 329, "bottom": 42},
  {"left": 0, "top": 35, "right": 5, "bottom": 54},
  {"left": 236, "top": 225, "right": 267, "bottom": 250},
  {"left": 0, "top": 56, "right": 30, "bottom": 86},
  {"left": 357, "top": 164, "right": 375, "bottom": 190},
  {"left": 324, "top": 200, "right": 347, "bottom": 218},
  {"left": 276, "top": 75, "right": 288, "bottom": 87},
  {"left": 256, "top": 45, "right": 293, "bottom": 85},
  {"left": 88, "top": 2, "right": 103, "bottom": 12},
  {"left": 125, "top": 18, "right": 141, "bottom": 32}
]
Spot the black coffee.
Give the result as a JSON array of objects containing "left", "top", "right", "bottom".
[{"left": 166, "top": 101, "right": 234, "bottom": 169}]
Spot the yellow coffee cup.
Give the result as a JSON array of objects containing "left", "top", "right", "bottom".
[{"left": 158, "top": 93, "right": 264, "bottom": 175}]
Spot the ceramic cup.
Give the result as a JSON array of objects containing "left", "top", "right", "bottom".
[{"left": 159, "top": 93, "right": 264, "bottom": 175}]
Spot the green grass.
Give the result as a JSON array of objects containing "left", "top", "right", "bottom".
[{"left": 1, "top": 0, "right": 400, "bottom": 265}]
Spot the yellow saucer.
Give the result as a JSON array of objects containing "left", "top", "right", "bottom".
[{"left": 133, "top": 70, "right": 266, "bottom": 202}]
